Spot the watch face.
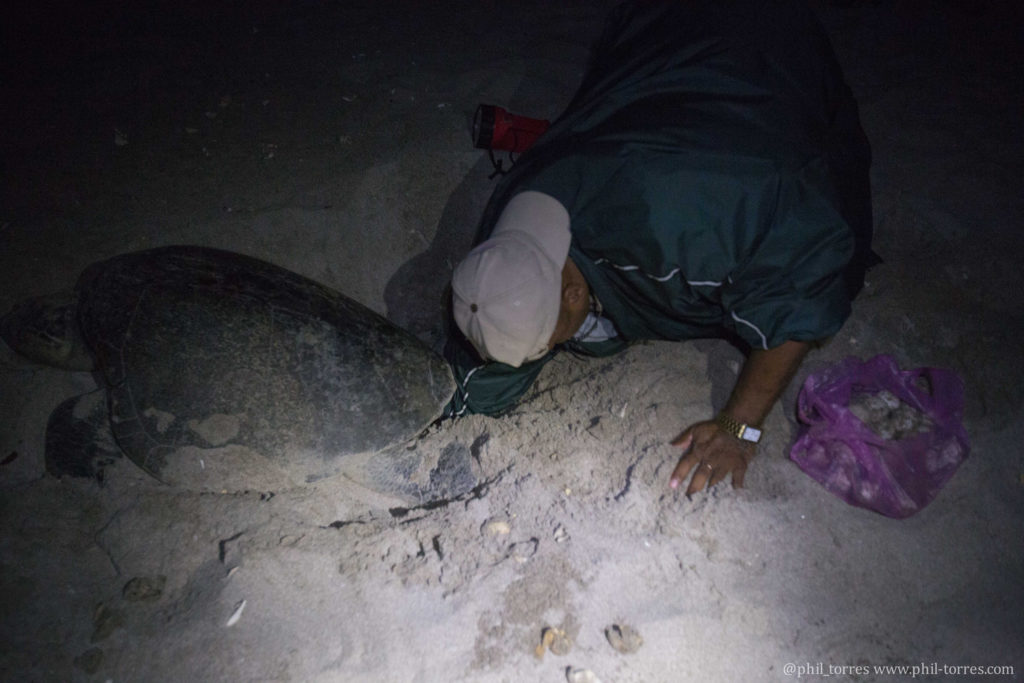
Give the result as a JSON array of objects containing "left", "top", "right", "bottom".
[{"left": 742, "top": 426, "right": 762, "bottom": 443}]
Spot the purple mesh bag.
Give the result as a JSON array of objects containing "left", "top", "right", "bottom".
[{"left": 789, "top": 354, "right": 970, "bottom": 518}]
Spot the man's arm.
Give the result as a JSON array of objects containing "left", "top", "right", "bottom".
[{"left": 669, "top": 339, "right": 811, "bottom": 495}]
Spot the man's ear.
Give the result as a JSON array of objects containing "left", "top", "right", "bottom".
[{"left": 562, "top": 280, "right": 586, "bottom": 307}]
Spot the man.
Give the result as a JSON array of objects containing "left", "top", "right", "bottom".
[{"left": 444, "top": 0, "right": 874, "bottom": 496}]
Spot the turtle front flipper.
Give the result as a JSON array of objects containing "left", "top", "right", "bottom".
[
  {"left": 343, "top": 440, "right": 480, "bottom": 505},
  {"left": 45, "top": 389, "right": 122, "bottom": 483},
  {"left": 0, "top": 291, "right": 94, "bottom": 371}
]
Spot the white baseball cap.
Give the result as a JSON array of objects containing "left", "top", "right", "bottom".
[{"left": 452, "top": 191, "right": 571, "bottom": 367}]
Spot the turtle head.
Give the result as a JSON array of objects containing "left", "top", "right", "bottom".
[{"left": 0, "top": 291, "right": 95, "bottom": 371}]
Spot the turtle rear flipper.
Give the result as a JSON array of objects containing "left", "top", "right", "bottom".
[
  {"left": 45, "top": 390, "right": 122, "bottom": 483},
  {"left": 0, "top": 291, "right": 95, "bottom": 371}
]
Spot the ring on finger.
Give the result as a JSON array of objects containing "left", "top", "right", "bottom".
[{"left": 702, "top": 462, "right": 714, "bottom": 471}]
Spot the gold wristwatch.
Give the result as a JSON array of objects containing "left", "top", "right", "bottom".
[{"left": 715, "top": 413, "right": 762, "bottom": 444}]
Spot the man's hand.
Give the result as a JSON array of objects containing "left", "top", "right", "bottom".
[
  {"left": 668, "top": 420, "right": 756, "bottom": 495},
  {"left": 666, "top": 340, "right": 812, "bottom": 496}
]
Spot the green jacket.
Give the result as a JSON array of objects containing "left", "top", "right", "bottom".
[{"left": 445, "top": 0, "right": 873, "bottom": 418}]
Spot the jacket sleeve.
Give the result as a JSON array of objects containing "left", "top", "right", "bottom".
[{"left": 442, "top": 333, "right": 554, "bottom": 418}]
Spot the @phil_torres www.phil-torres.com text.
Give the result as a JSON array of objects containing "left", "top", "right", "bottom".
[{"left": 783, "top": 662, "right": 1015, "bottom": 678}]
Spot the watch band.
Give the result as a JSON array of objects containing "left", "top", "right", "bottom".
[{"left": 715, "top": 413, "right": 762, "bottom": 444}]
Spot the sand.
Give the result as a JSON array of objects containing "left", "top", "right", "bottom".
[{"left": 1, "top": 1, "right": 1022, "bottom": 681}]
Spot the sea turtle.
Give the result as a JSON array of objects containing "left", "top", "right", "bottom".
[{"left": 0, "top": 245, "right": 473, "bottom": 502}]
